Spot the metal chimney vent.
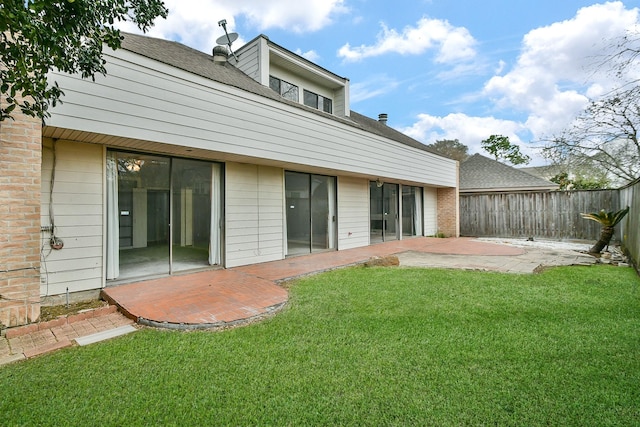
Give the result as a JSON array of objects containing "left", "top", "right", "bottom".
[{"left": 212, "top": 45, "right": 229, "bottom": 64}]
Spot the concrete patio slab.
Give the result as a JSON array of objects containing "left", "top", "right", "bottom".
[{"left": 75, "top": 325, "right": 137, "bottom": 346}]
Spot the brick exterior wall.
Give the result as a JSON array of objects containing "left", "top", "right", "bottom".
[
  {"left": 437, "top": 187, "right": 460, "bottom": 237},
  {"left": 0, "top": 97, "right": 42, "bottom": 328}
]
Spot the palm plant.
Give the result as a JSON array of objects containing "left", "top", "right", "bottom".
[{"left": 580, "top": 206, "right": 630, "bottom": 254}]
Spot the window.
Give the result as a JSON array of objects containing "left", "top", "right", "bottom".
[
  {"left": 269, "top": 75, "right": 299, "bottom": 102},
  {"left": 303, "top": 89, "right": 332, "bottom": 113}
]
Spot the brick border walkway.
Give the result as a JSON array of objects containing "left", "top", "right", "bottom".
[{"left": 1, "top": 305, "right": 134, "bottom": 366}]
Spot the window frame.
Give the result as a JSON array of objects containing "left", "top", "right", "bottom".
[
  {"left": 303, "top": 89, "right": 333, "bottom": 114},
  {"left": 269, "top": 75, "right": 299, "bottom": 102}
]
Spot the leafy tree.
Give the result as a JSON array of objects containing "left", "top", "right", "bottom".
[
  {"left": 481, "top": 134, "right": 530, "bottom": 165},
  {"left": 0, "top": 0, "right": 168, "bottom": 121},
  {"left": 581, "top": 207, "right": 629, "bottom": 254},
  {"left": 550, "top": 171, "right": 610, "bottom": 190},
  {"left": 542, "top": 29, "right": 640, "bottom": 185},
  {"left": 427, "top": 139, "right": 469, "bottom": 161}
]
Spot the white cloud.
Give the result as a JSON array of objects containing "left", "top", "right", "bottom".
[
  {"left": 117, "top": 0, "right": 347, "bottom": 52},
  {"left": 223, "top": 0, "right": 348, "bottom": 33},
  {"left": 338, "top": 17, "right": 476, "bottom": 63},
  {"left": 295, "top": 49, "right": 320, "bottom": 62},
  {"left": 483, "top": 1, "right": 639, "bottom": 140},
  {"left": 401, "top": 3, "right": 640, "bottom": 166},
  {"left": 400, "top": 113, "right": 529, "bottom": 159},
  {"left": 350, "top": 75, "right": 400, "bottom": 103}
]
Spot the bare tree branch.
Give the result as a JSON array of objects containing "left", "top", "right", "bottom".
[{"left": 543, "top": 29, "right": 640, "bottom": 185}]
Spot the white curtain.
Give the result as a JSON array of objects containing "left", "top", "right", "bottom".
[
  {"left": 327, "top": 176, "right": 336, "bottom": 249},
  {"left": 209, "top": 163, "right": 222, "bottom": 265},
  {"left": 106, "top": 152, "right": 119, "bottom": 279},
  {"left": 414, "top": 187, "right": 423, "bottom": 236}
]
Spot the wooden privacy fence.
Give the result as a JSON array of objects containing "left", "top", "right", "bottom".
[
  {"left": 619, "top": 179, "right": 640, "bottom": 266},
  {"left": 460, "top": 190, "right": 621, "bottom": 241}
]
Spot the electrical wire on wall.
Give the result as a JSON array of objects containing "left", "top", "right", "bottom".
[
  {"left": 255, "top": 166, "right": 262, "bottom": 257},
  {"left": 40, "top": 234, "right": 51, "bottom": 297},
  {"left": 39, "top": 139, "right": 63, "bottom": 297},
  {"left": 48, "top": 139, "right": 63, "bottom": 251}
]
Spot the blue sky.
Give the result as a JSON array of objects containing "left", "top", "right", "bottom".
[{"left": 120, "top": 1, "right": 640, "bottom": 165}]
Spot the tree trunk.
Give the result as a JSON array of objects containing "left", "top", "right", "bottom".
[{"left": 589, "top": 226, "right": 614, "bottom": 254}]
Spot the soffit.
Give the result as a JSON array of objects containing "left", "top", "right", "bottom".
[{"left": 268, "top": 48, "right": 345, "bottom": 90}]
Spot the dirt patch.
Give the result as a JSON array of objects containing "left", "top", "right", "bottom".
[
  {"left": 364, "top": 255, "right": 400, "bottom": 267},
  {"left": 39, "top": 300, "right": 108, "bottom": 322}
]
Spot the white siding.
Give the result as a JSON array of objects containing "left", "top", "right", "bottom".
[
  {"left": 337, "top": 176, "right": 370, "bottom": 250},
  {"left": 423, "top": 187, "right": 438, "bottom": 236},
  {"left": 333, "top": 80, "right": 349, "bottom": 118},
  {"left": 234, "top": 40, "right": 261, "bottom": 82},
  {"left": 41, "top": 140, "right": 104, "bottom": 295},
  {"left": 47, "top": 49, "right": 457, "bottom": 188},
  {"left": 225, "top": 162, "right": 284, "bottom": 267}
]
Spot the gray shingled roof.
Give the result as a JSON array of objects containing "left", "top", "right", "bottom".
[
  {"left": 120, "top": 32, "right": 285, "bottom": 103},
  {"left": 460, "top": 154, "right": 558, "bottom": 192},
  {"left": 119, "top": 32, "right": 441, "bottom": 158},
  {"left": 519, "top": 164, "right": 564, "bottom": 180}
]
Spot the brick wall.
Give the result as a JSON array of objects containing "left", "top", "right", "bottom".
[
  {"left": 0, "top": 97, "right": 42, "bottom": 328},
  {"left": 436, "top": 187, "right": 460, "bottom": 237}
]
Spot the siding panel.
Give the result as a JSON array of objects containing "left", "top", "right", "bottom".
[
  {"left": 225, "top": 163, "right": 285, "bottom": 267},
  {"left": 41, "top": 140, "right": 104, "bottom": 295},
  {"left": 235, "top": 42, "right": 261, "bottom": 82},
  {"left": 423, "top": 187, "right": 438, "bottom": 236},
  {"left": 337, "top": 176, "right": 370, "bottom": 250},
  {"left": 48, "top": 50, "right": 457, "bottom": 188}
]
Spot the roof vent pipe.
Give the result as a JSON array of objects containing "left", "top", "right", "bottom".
[
  {"left": 212, "top": 45, "right": 229, "bottom": 64},
  {"left": 378, "top": 113, "right": 388, "bottom": 125}
]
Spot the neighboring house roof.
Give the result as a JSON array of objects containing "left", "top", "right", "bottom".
[
  {"left": 460, "top": 154, "right": 558, "bottom": 193},
  {"left": 519, "top": 165, "right": 564, "bottom": 181},
  {"left": 119, "top": 32, "right": 442, "bottom": 158}
]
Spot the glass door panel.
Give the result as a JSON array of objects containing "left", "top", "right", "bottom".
[
  {"left": 286, "top": 171, "right": 311, "bottom": 256},
  {"left": 370, "top": 182, "right": 384, "bottom": 243},
  {"left": 116, "top": 153, "right": 170, "bottom": 279},
  {"left": 286, "top": 172, "right": 336, "bottom": 256},
  {"left": 383, "top": 183, "right": 399, "bottom": 241},
  {"left": 311, "top": 175, "right": 336, "bottom": 251},
  {"left": 109, "top": 152, "right": 221, "bottom": 281},
  {"left": 171, "top": 159, "right": 212, "bottom": 273},
  {"left": 402, "top": 186, "right": 422, "bottom": 237},
  {"left": 370, "top": 182, "right": 398, "bottom": 242}
]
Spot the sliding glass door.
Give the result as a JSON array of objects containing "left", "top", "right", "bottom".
[
  {"left": 285, "top": 171, "right": 336, "bottom": 256},
  {"left": 370, "top": 182, "right": 399, "bottom": 243},
  {"left": 402, "top": 186, "right": 423, "bottom": 237},
  {"left": 171, "top": 159, "right": 214, "bottom": 273},
  {"left": 106, "top": 151, "right": 222, "bottom": 281}
]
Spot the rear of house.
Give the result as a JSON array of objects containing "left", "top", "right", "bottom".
[{"left": 0, "top": 33, "right": 459, "bottom": 328}]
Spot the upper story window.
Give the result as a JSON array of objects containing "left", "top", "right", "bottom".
[
  {"left": 269, "top": 76, "right": 299, "bottom": 102},
  {"left": 303, "top": 89, "right": 333, "bottom": 114}
]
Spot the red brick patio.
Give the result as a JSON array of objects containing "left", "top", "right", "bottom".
[{"left": 102, "top": 237, "right": 523, "bottom": 329}]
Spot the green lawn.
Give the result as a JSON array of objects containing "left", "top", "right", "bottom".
[{"left": 1, "top": 265, "right": 639, "bottom": 426}]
